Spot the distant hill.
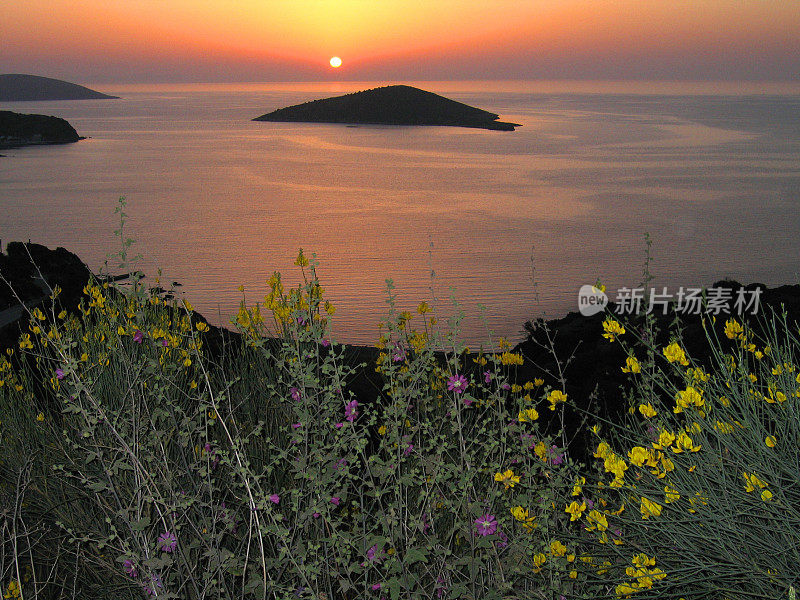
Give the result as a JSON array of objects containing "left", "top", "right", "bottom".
[
  {"left": 0, "top": 74, "right": 118, "bottom": 101},
  {"left": 254, "top": 85, "right": 520, "bottom": 131},
  {"left": 0, "top": 110, "right": 81, "bottom": 148}
]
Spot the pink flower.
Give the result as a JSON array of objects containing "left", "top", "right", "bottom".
[
  {"left": 290, "top": 387, "right": 301, "bottom": 402},
  {"left": 55, "top": 368, "right": 64, "bottom": 380},
  {"left": 313, "top": 512, "right": 320, "bottom": 518},
  {"left": 404, "top": 443, "right": 414, "bottom": 456},
  {"left": 334, "top": 422, "right": 343, "bottom": 429},
  {"left": 292, "top": 423, "right": 302, "bottom": 429},
  {"left": 133, "top": 330, "right": 144, "bottom": 344},
  {"left": 483, "top": 371, "right": 492, "bottom": 384},
  {"left": 269, "top": 494, "right": 280, "bottom": 504},
  {"left": 372, "top": 583, "right": 382, "bottom": 591},
  {"left": 158, "top": 531, "right": 177, "bottom": 552},
  {"left": 474, "top": 514, "right": 497, "bottom": 536},
  {"left": 463, "top": 397, "right": 474, "bottom": 407},
  {"left": 321, "top": 338, "right": 330, "bottom": 347},
  {"left": 447, "top": 374, "right": 468, "bottom": 394},
  {"left": 330, "top": 496, "right": 340, "bottom": 506},
  {"left": 345, "top": 399, "right": 358, "bottom": 422},
  {"left": 123, "top": 559, "right": 138, "bottom": 578}
]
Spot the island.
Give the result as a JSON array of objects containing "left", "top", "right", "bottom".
[
  {"left": 253, "top": 84, "right": 520, "bottom": 131},
  {"left": 0, "top": 74, "right": 118, "bottom": 101},
  {"left": 0, "top": 110, "right": 82, "bottom": 149}
]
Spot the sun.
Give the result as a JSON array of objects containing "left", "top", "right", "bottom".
[{"left": 329, "top": 56, "right": 342, "bottom": 68}]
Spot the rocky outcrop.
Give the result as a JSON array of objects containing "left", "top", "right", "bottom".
[
  {"left": 0, "top": 74, "right": 118, "bottom": 101},
  {"left": 254, "top": 85, "right": 520, "bottom": 131}
]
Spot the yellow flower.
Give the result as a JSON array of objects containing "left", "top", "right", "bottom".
[
  {"left": 765, "top": 435, "right": 776, "bottom": 448},
  {"left": 416, "top": 301, "right": 431, "bottom": 314},
  {"left": 378, "top": 425, "right": 387, "bottom": 435},
  {"left": 500, "top": 352, "right": 524, "bottom": 366},
  {"left": 761, "top": 489, "right": 773, "bottom": 501},
  {"left": 550, "top": 540, "right": 567, "bottom": 557},
  {"left": 640, "top": 496, "right": 663, "bottom": 519},
  {"left": 638, "top": 403, "right": 657, "bottom": 418},
  {"left": 517, "top": 408, "right": 539, "bottom": 422},
  {"left": 494, "top": 469, "right": 520, "bottom": 489},
  {"left": 533, "top": 553, "right": 547, "bottom": 570},
  {"left": 602, "top": 318, "right": 626, "bottom": 342},
  {"left": 743, "top": 472, "right": 767, "bottom": 493},
  {"left": 36, "top": 412, "right": 44, "bottom": 422},
  {"left": 724, "top": 319, "right": 743, "bottom": 339},
  {"left": 547, "top": 389, "right": 568, "bottom": 410},
  {"left": 533, "top": 378, "right": 544, "bottom": 386},
  {"left": 565, "top": 500, "right": 587, "bottom": 521},
  {"left": 572, "top": 476, "right": 585, "bottom": 496},
  {"left": 663, "top": 342, "right": 689, "bottom": 366},
  {"left": 585, "top": 509, "right": 608, "bottom": 531},
  {"left": 674, "top": 386, "right": 704, "bottom": 414},
  {"left": 621, "top": 356, "right": 641, "bottom": 374},
  {"left": 196, "top": 322, "right": 209, "bottom": 332},
  {"left": 294, "top": 248, "right": 309, "bottom": 267},
  {"left": 628, "top": 446, "right": 650, "bottom": 467},
  {"left": 664, "top": 485, "right": 680, "bottom": 503}
]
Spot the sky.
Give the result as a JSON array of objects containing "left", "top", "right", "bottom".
[{"left": 3, "top": 0, "right": 799, "bottom": 83}]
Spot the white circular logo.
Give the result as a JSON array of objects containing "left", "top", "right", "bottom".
[{"left": 578, "top": 284, "right": 608, "bottom": 316}]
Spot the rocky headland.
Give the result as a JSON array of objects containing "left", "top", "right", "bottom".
[
  {"left": 0, "top": 74, "right": 118, "bottom": 101},
  {"left": 0, "top": 110, "right": 82, "bottom": 149},
  {"left": 254, "top": 85, "right": 520, "bottom": 131}
]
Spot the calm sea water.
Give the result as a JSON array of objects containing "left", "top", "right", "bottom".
[{"left": 2, "top": 81, "right": 799, "bottom": 345}]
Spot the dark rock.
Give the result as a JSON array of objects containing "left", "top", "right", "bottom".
[
  {"left": 0, "top": 110, "right": 81, "bottom": 148},
  {"left": 254, "top": 85, "right": 520, "bottom": 131},
  {"left": 0, "top": 74, "right": 118, "bottom": 101}
]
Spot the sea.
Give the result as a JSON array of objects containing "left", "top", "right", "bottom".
[{"left": 2, "top": 80, "right": 799, "bottom": 347}]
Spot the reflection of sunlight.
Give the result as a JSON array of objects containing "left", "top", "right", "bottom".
[{"left": 607, "top": 122, "right": 755, "bottom": 149}]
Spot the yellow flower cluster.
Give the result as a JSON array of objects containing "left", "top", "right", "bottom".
[
  {"left": 663, "top": 342, "right": 689, "bottom": 366},
  {"left": 615, "top": 553, "right": 666, "bottom": 597},
  {"left": 494, "top": 469, "right": 520, "bottom": 489},
  {"left": 602, "top": 318, "right": 626, "bottom": 342}
]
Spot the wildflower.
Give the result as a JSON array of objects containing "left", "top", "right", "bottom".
[
  {"left": 484, "top": 371, "right": 492, "bottom": 384},
  {"left": 494, "top": 469, "right": 520, "bottom": 489},
  {"left": 417, "top": 301, "right": 431, "bottom": 314},
  {"left": 474, "top": 514, "right": 498, "bottom": 536},
  {"left": 292, "top": 422, "right": 302, "bottom": 429},
  {"left": 664, "top": 485, "right": 680, "bottom": 503},
  {"left": 640, "top": 497, "right": 662, "bottom": 520},
  {"left": 602, "top": 318, "right": 626, "bottom": 342},
  {"left": 765, "top": 435, "right": 776, "bottom": 448},
  {"left": 547, "top": 389, "right": 567, "bottom": 410},
  {"left": 565, "top": 500, "right": 586, "bottom": 521},
  {"left": 550, "top": 540, "right": 568, "bottom": 557},
  {"left": 533, "top": 552, "right": 547, "bottom": 570},
  {"left": 344, "top": 399, "right": 358, "bottom": 422},
  {"left": 55, "top": 368, "right": 64, "bottom": 380},
  {"left": 294, "top": 248, "right": 309, "bottom": 267},
  {"left": 290, "top": 387, "right": 301, "bottom": 401},
  {"left": 158, "top": 531, "right": 177, "bottom": 553},
  {"left": 638, "top": 403, "right": 657, "bottom": 418},
  {"left": 585, "top": 510, "right": 608, "bottom": 531},
  {"left": 378, "top": 425, "right": 387, "bottom": 435},
  {"left": 534, "top": 377, "right": 544, "bottom": 386},
  {"left": 269, "top": 494, "right": 280, "bottom": 504},
  {"left": 371, "top": 583, "right": 382, "bottom": 591},
  {"left": 724, "top": 318, "right": 743, "bottom": 339},
  {"left": 404, "top": 443, "right": 414, "bottom": 456},
  {"left": 621, "top": 356, "right": 641, "bottom": 374},
  {"left": 36, "top": 412, "right": 44, "bottom": 422},
  {"left": 549, "top": 445, "right": 565, "bottom": 465},
  {"left": 330, "top": 496, "right": 340, "bottom": 506},
  {"left": 517, "top": 408, "right": 539, "bottom": 422},
  {"left": 447, "top": 374, "right": 468, "bottom": 394},
  {"left": 663, "top": 342, "right": 689, "bottom": 366},
  {"left": 123, "top": 559, "right": 138, "bottom": 578},
  {"left": 674, "top": 386, "right": 704, "bottom": 414},
  {"left": 500, "top": 352, "right": 524, "bottom": 366}
]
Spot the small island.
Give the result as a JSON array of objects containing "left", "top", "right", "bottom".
[
  {"left": 0, "top": 74, "right": 118, "bottom": 101},
  {"left": 0, "top": 110, "right": 82, "bottom": 149},
  {"left": 254, "top": 84, "right": 520, "bottom": 131}
]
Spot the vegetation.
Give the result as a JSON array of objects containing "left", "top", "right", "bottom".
[{"left": 1, "top": 239, "right": 798, "bottom": 599}]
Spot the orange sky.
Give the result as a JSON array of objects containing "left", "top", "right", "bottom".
[{"left": 3, "top": 0, "right": 799, "bottom": 82}]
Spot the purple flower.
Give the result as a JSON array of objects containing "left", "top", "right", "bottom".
[
  {"left": 123, "top": 559, "right": 138, "bottom": 578},
  {"left": 321, "top": 338, "right": 330, "bottom": 347},
  {"left": 463, "top": 397, "right": 474, "bottom": 407},
  {"left": 290, "top": 387, "right": 301, "bottom": 402},
  {"left": 345, "top": 399, "right": 358, "bottom": 422},
  {"left": 372, "top": 583, "right": 382, "bottom": 591},
  {"left": 474, "top": 514, "right": 498, "bottom": 536},
  {"left": 483, "top": 371, "right": 492, "bottom": 384},
  {"left": 366, "top": 545, "right": 378, "bottom": 561},
  {"left": 334, "top": 422, "right": 343, "bottom": 429},
  {"left": 334, "top": 458, "right": 348, "bottom": 470},
  {"left": 144, "top": 574, "right": 163, "bottom": 597},
  {"left": 158, "top": 531, "right": 177, "bottom": 553},
  {"left": 501, "top": 383, "right": 511, "bottom": 391},
  {"left": 203, "top": 442, "right": 212, "bottom": 453},
  {"left": 330, "top": 496, "right": 340, "bottom": 506},
  {"left": 392, "top": 343, "right": 406, "bottom": 362},
  {"left": 292, "top": 422, "right": 302, "bottom": 429},
  {"left": 313, "top": 512, "right": 320, "bottom": 518},
  {"left": 55, "top": 368, "right": 64, "bottom": 380},
  {"left": 133, "top": 330, "right": 144, "bottom": 344},
  {"left": 548, "top": 445, "right": 565, "bottom": 466},
  {"left": 269, "top": 494, "right": 280, "bottom": 504},
  {"left": 496, "top": 528, "right": 509, "bottom": 549},
  {"left": 160, "top": 338, "right": 168, "bottom": 347},
  {"left": 447, "top": 374, "right": 468, "bottom": 394},
  {"left": 404, "top": 443, "right": 414, "bottom": 456}
]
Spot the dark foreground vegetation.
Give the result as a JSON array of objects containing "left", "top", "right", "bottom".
[{"left": 1, "top": 241, "right": 799, "bottom": 599}]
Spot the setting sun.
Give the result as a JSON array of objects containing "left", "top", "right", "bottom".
[{"left": 329, "top": 56, "right": 342, "bottom": 68}]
